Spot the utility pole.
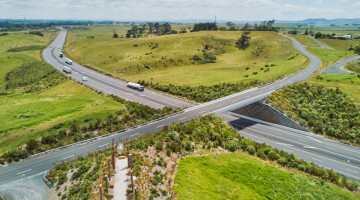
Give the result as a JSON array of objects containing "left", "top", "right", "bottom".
[
  {"left": 99, "top": 184, "right": 103, "bottom": 200},
  {"left": 108, "top": 158, "right": 111, "bottom": 180},
  {"left": 105, "top": 175, "right": 109, "bottom": 193},
  {"left": 112, "top": 138, "right": 115, "bottom": 170}
]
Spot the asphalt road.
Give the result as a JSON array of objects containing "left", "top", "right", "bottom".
[
  {"left": 321, "top": 55, "right": 360, "bottom": 75},
  {"left": 223, "top": 114, "right": 360, "bottom": 181},
  {"left": 42, "top": 28, "right": 196, "bottom": 109},
  {"left": 1, "top": 32, "right": 359, "bottom": 190}
]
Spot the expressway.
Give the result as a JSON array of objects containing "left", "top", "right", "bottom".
[
  {"left": 1, "top": 30, "right": 360, "bottom": 188},
  {"left": 306, "top": 35, "right": 333, "bottom": 49},
  {"left": 42, "top": 28, "right": 196, "bottom": 109}
]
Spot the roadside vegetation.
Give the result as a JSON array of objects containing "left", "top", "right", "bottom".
[
  {"left": 267, "top": 83, "right": 360, "bottom": 145},
  {"left": 345, "top": 60, "right": 360, "bottom": 74},
  {"left": 175, "top": 153, "right": 359, "bottom": 200},
  {"left": 47, "top": 115, "right": 359, "bottom": 200}
]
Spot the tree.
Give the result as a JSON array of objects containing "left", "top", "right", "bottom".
[
  {"left": 315, "top": 32, "right": 322, "bottom": 39},
  {"left": 236, "top": 31, "right": 251, "bottom": 50},
  {"left": 242, "top": 23, "right": 250, "bottom": 31},
  {"left": 354, "top": 45, "right": 360, "bottom": 54},
  {"left": 155, "top": 23, "right": 160, "bottom": 34},
  {"left": 305, "top": 29, "right": 309, "bottom": 35},
  {"left": 148, "top": 23, "right": 154, "bottom": 33},
  {"left": 226, "top": 21, "right": 234, "bottom": 27},
  {"left": 26, "top": 139, "right": 39, "bottom": 152}
]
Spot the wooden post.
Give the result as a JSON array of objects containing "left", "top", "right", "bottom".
[
  {"left": 99, "top": 184, "right": 103, "bottom": 200},
  {"left": 107, "top": 158, "right": 111, "bottom": 180},
  {"left": 131, "top": 170, "right": 134, "bottom": 193},
  {"left": 112, "top": 138, "right": 115, "bottom": 170}
]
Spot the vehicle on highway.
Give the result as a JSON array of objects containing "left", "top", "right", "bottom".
[
  {"left": 82, "top": 76, "right": 88, "bottom": 81},
  {"left": 65, "top": 59, "right": 73, "bottom": 65},
  {"left": 57, "top": 46, "right": 60, "bottom": 49},
  {"left": 59, "top": 53, "right": 63, "bottom": 58},
  {"left": 127, "top": 82, "right": 144, "bottom": 91},
  {"left": 63, "top": 66, "right": 72, "bottom": 74}
]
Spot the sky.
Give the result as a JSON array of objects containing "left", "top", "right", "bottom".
[{"left": 0, "top": 0, "right": 359, "bottom": 21}]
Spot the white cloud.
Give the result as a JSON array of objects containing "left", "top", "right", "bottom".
[
  {"left": 353, "top": 2, "right": 360, "bottom": 6},
  {"left": 0, "top": 0, "right": 356, "bottom": 21}
]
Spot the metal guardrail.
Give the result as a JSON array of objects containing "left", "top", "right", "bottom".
[
  {"left": 28, "top": 110, "right": 184, "bottom": 159},
  {"left": 43, "top": 171, "right": 54, "bottom": 188}
]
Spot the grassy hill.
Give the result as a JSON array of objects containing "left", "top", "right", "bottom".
[
  {"left": 64, "top": 26, "right": 308, "bottom": 86},
  {"left": 174, "top": 153, "right": 360, "bottom": 200},
  {"left": 0, "top": 30, "right": 126, "bottom": 154}
]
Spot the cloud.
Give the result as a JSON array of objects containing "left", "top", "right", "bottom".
[
  {"left": 353, "top": 2, "right": 360, "bottom": 6},
  {"left": 0, "top": 0, "right": 355, "bottom": 21}
]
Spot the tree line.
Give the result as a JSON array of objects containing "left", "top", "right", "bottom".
[{"left": 124, "top": 23, "right": 176, "bottom": 38}]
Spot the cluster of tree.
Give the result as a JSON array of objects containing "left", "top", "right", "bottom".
[
  {"left": 192, "top": 22, "right": 218, "bottom": 31},
  {"left": 0, "top": 32, "right": 9, "bottom": 36},
  {"left": 28, "top": 31, "right": 43, "bottom": 36},
  {"left": 138, "top": 80, "right": 262, "bottom": 102},
  {"left": 354, "top": 45, "right": 360, "bottom": 54},
  {"left": 0, "top": 95, "right": 175, "bottom": 164},
  {"left": 267, "top": 83, "right": 360, "bottom": 145},
  {"left": 7, "top": 45, "right": 45, "bottom": 52},
  {"left": 125, "top": 23, "right": 174, "bottom": 38},
  {"left": 128, "top": 115, "right": 359, "bottom": 192},
  {"left": 220, "top": 20, "right": 278, "bottom": 32},
  {"left": 236, "top": 31, "right": 251, "bottom": 50},
  {"left": 0, "top": 21, "right": 94, "bottom": 32}
]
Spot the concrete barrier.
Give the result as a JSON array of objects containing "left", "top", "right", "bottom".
[{"left": 43, "top": 171, "right": 54, "bottom": 188}]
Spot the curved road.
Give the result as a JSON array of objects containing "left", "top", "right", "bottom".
[
  {"left": 42, "top": 28, "right": 196, "bottom": 109},
  {"left": 306, "top": 35, "right": 333, "bottom": 49},
  {"left": 1, "top": 30, "right": 360, "bottom": 198},
  {"left": 321, "top": 55, "right": 360, "bottom": 75}
]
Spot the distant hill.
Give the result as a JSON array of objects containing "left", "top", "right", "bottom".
[{"left": 277, "top": 18, "right": 360, "bottom": 26}]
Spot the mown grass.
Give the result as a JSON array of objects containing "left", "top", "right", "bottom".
[
  {"left": 291, "top": 35, "right": 320, "bottom": 48},
  {"left": 174, "top": 153, "right": 360, "bottom": 200},
  {"left": 320, "top": 39, "right": 360, "bottom": 51},
  {"left": 64, "top": 26, "right": 308, "bottom": 86},
  {"left": 276, "top": 25, "right": 360, "bottom": 37},
  {"left": 0, "top": 80, "right": 124, "bottom": 153}
]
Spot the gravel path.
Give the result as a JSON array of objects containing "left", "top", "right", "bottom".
[
  {"left": 113, "top": 158, "right": 129, "bottom": 200},
  {"left": 321, "top": 55, "right": 360, "bottom": 75}
]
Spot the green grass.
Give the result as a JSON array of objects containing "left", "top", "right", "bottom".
[
  {"left": 174, "top": 153, "right": 360, "bottom": 200},
  {"left": 291, "top": 35, "right": 320, "bottom": 48},
  {"left": 0, "top": 80, "right": 124, "bottom": 153},
  {"left": 275, "top": 25, "right": 360, "bottom": 37},
  {"left": 64, "top": 25, "right": 308, "bottom": 86},
  {"left": 0, "top": 31, "right": 58, "bottom": 88},
  {"left": 307, "top": 48, "right": 352, "bottom": 73},
  {"left": 309, "top": 74, "right": 360, "bottom": 104},
  {"left": 320, "top": 39, "right": 360, "bottom": 51},
  {"left": 345, "top": 60, "right": 360, "bottom": 73}
]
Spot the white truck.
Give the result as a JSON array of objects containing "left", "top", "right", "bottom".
[
  {"left": 65, "top": 59, "right": 73, "bottom": 65},
  {"left": 63, "top": 66, "right": 71, "bottom": 74},
  {"left": 127, "top": 82, "right": 144, "bottom": 91}
]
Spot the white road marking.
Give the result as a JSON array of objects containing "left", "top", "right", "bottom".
[
  {"left": 17, "top": 169, "right": 32, "bottom": 175},
  {"left": 276, "top": 142, "right": 293, "bottom": 147},
  {"left": 216, "top": 105, "right": 222, "bottom": 108},
  {"left": 132, "top": 133, "right": 140, "bottom": 137},
  {"left": 99, "top": 143, "right": 110, "bottom": 148},
  {"left": 346, "top": 168, "right": 359, "bottom": 174},
  {"left": 179, "top": 117, "right": 186, "bottom": 120},
  {"left": 312, "top": 158, "right": 323, "bottom": 162},
  {"left": 304, "top": 145, "right": 318, "bottom": 149},
  {"left": 232, "top": 100, "right": 237, "bottom": 102},
  {"left": 326, "top": 147, "right": 336, "bottom": 151},
  {"left": 199, "top": 111, "right": 205, "bottom": 114},
  {"left": 307, "top": 136, "right": 323, "bottom": 143},
  {"left": 61, "top": 155, "right": 74, "bottom": 160},
  {"left": 157, "top": 125, "right": 164, "bottom": 128}
]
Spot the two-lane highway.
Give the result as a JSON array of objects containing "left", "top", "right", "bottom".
[{"left": 1, "top": 29, "right": 360, "bottom": 188}]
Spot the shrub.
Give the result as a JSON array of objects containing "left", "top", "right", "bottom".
[
  {"left": 277, "top": 157, "right": 287, "bottom": 166},
  {"left": 0, "top": 159, "right": 5, "bottom": 165},
  {"left": 246, "top": 145, "right": 256, "bottom": 155},
  {"left": 29, "top": 31, "right": 43, "bottom": 36}
]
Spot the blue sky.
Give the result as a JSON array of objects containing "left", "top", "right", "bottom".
[{"left": 0, "top": 0, "right": 359, "bottom": 21}]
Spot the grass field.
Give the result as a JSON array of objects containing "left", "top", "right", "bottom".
[
  {"left": 291, "top": 35, "right": 320, "bottom": 48},
  {"left": 64, "top": 26, "right": 308, "bottom": 86},
  {"left": 0, "top": 30, "right": 127, "bottom": 154},
  {"left": 174, "top": 153, "right": 360, "bottom": 200},
  {"left": 0, "top": 31, "right": 58, "bottom": 89},
  {"left": 320, "top": 39, "right": 360, "bottom": 51},
  {"left": 345, "top": 60, "right": 360, "bottom": 73},
  {"left": 0, "top": 80, "right": 123, "bottom": 153},
  {"left": 275, "top": 25, "right": 360, "bottom": 37}
]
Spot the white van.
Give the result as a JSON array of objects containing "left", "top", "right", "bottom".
[{"left": 82, "top": 76, "right": 88, "bottom": 81}]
